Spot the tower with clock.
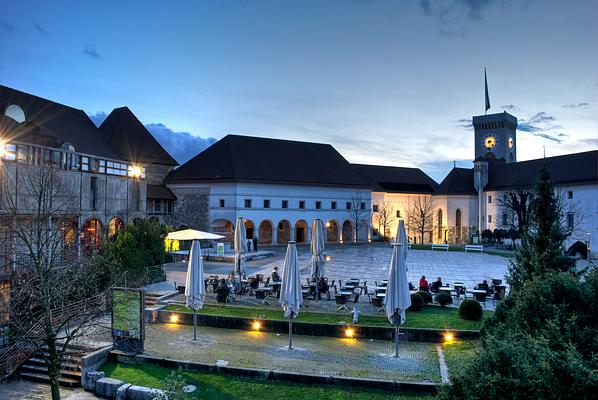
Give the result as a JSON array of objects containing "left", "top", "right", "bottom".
[{"left": 472, "top": 111, "right": 518, "bottom": 163}]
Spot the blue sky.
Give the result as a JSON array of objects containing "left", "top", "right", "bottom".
[{"left": 1, "top": 0, "right": 597, "bottom": 182}]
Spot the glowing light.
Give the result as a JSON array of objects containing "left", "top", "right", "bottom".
[
  {"left": 0, "top": 141, "right": 5, "bottom": 158},
  {"left": 444, "top": 332, "right": 455, "bottom": 343},
  {"left": 170, "top": 314, "right": 179, "bottom": 323},
  {"left": 325, "top": 222, "right": 331, "bottom": 228},
  {"left": 345, "top": 328, "right": 354, "bottom": 338},
  {"left": 129, "top": 165, "right": 142, "bottom": 178},
  {"left": 252, "top": 321, "right": 261, "bottom": 330}
]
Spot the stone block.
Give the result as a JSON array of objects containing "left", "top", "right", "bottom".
[
  {"left": 96, "top": 377, "right": 125, "bottom": 398},
  {"left": 127, "top": 385, "right": 162, "bottom": 400},
  {"left": 116, "top": 383, "right": 132, "bottom": 400},
  {"left": 83, "top": 371, "right": 105, "bottom": 391}
]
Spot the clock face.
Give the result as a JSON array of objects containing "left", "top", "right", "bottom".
[
  {"left": 508, "top": 137, "right": 513, "bottom": 148},
  {"left": 484, "top": 136, "right": 497, "bottom": 150}
]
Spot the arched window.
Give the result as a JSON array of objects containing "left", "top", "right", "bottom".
[
  {"left": 456, "top": 209, "right": 462, "bottom": 242},
  {"left": 437, "top": 209, "right": 443, "bottom": 242}
]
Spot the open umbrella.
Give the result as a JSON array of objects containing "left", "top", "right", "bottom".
[
  {"left": 385, "top": 220, "right": 411, "bottom": 357},
  {"left": 279, "top": 241, "right": 302, "bottom": 349},
  {"left": 234, "top": 217, "right": 247, "bottom": 292},
  {"left": 166, "top": 228, "right": 225, "bottom": 241},
  {"left": 309, "top": 219, "right": 325, "bottom": 300},
  {"left": 185, "top": 239, "right": 206, "bottom": 341}
]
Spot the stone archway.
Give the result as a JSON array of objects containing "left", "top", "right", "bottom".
[
  {"left": 326, "top": 220, "right": 339, "bottom": 242},
  {"left": 83, "top": 218, "right": 103, "bottom": 253},
  {"left": 258, "top": 220, "right": 273, "bottom": 245},
  {"left": 295, "top": 220, "right": 308, "bottom": 243},
  {"left": 108, "top": 217, "right": 124, "bottom": 239},
  {"left": 244, "top": 219, "right": 255, "bottom": 239},
  {"left": 211, "top": 219, "right": 234, "bottom": 242},
  {"left": 342, "top": 221, "right": 353, "bottom": 243},
  {"left": 277, "top": 220, "right": 291, "bottom": 245}
]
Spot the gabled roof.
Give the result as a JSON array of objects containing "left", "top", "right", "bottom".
[
  {"left": 99, "top": 107, "right": 178, "bottom": 166},
  {"left": 147, "top": 184, "right": 177, "bottom": 200},
  {"left": 486, "top": 150, "right": 598, "bottom": 190},
  {"left": 0, "top": 85, "right": 121, "bottom": 159},
  {"left": 166, "top": 134, "right": 370, "bottom": 188},
  {"left": 437, "top": 167, "right": 477, "bottom": 195},
  {"left": 352, "top": 164, "right": 438, "bottom": 194}
]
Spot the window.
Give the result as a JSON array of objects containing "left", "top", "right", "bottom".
[
  {"left": 346, "top": 202, "right": 352, "bottom": 210},
  {"left": 488, "top": 195, "right": 492, "bottom": 204},
  {"left": 299, "top": 200, "right": 305, "bottom": 209},
  {"left": 488, "top": 215, "right": 492, "bottom": 224},
  {"left": 372, "top": 204, "right": 379, "bottom": 212},
  {"left": 567, "top": 191, "right": 573, "bottom": 199},
  {"left": 331, "top": 201, "right": 337, "bottom": 210},
  {"left": 315, "top": 201, "right": 321, "bottom": 210},
  {"left": 90, "top": 176, "right": 98, "bottom": 210},
  {"left": 263, "top": 199, "right": 270, "bottom": 209},
  {"left": 282, "top": 200, "right": 288, "bottom": 209},
  {"left": 396, "top": 210, "right": 401, "bottom": 218},
  {"left": 244, "top": 199, "right": 252, "bottom": 208},
  {"left": 154, "top": 199, "right": 161, "bottom": 212},
  {"left": 360, "top": 202, "right": 365, "bottom": 210},
  {"left": 219, "top": 199, "right": 225, "bottom": 208},
  {"left": 567, "top": 213, "right": 574, "bottom": 229}
]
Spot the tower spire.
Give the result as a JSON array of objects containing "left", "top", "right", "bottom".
[{"left": 484, "top": 67, "right": 491, "bottom": 114}]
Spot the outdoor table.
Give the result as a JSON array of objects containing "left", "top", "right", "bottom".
[
  {"left": 472, "top": 289, "right": 487, "bottom": 302},
  {"left": 439, "top": 287, "right": 452, "bottom": 293},
  {"left": 374, "top": 286, "right": 387, "bottom": 291},
  {"left": 338, "top": 290, "right": 353, "bottom": 296},
  {"left": 376, "top": 293, "right": 386, "bottom": 298}
]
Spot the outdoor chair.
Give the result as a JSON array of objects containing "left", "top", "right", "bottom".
[
  {"left": 347, "top": 293, "right": 360, "bottom": 304},
  {"left": 335, "top": 294, "right": 349, "bottom": 311},
  {"left": 329, "top": 280, "right": 336, "bottom": 294},
  {"left": 371, "top": 296, "right": 384, "bottom": 311}
]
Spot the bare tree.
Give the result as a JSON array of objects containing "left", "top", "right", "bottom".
[
  {"left": 497, "top": 189, "right": 532, "bottom": 235},
  {"left": 407, "top": 196, "right": 436, "bottom": 245},
  {"left": 0, "top": 162, "right": 111, "bottom": 400},
  {"left": 346, "top": 193, "right": 369, "bottom": 243},
  {"left": 374, "top": 201, "right": 395, "bottom": 242}
]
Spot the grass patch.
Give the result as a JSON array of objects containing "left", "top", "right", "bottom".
[
  {"left": 442, "top": 340, "right": 481, "bottom": 377},
  {"left": 164, "top": 304, "right": 492, "bottom": 331},
  {"left": 101, "top": 361, "right": 433, "bottom": 400},
  {"left": 409, "top": 245, "right": 514, "bottom": 259}
]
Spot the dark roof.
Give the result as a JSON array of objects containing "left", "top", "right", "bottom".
[
  {"left": 147, "top": 184, "right": 177, "bottom": 200},
  {"left": 0, "top": 85, "right": 121, "bottom": 159},
  {"left": 486, "top": 150, "right": 598, "bottom": 190},
  {"left": 352, "top": 164, "right": 438, "bottom": 194},
  {"left": 166, "top": 134, "right": 370, "bottom": 188},
  {"left": 437, "top": 168, "right": 477, "bottom": 195},
  {"left": 99, "top": 107, "right": 178, "bottom": 166}
]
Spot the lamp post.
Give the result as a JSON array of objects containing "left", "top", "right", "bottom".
[{"left": 587, "top": 232, "right": 591, "bottom": 260}]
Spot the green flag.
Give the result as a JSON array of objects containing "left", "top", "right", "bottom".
[{"left": 484, "top": 67, "right": 490, "bottom": 113}]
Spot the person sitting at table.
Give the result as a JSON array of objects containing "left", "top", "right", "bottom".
[
  {"left": 216, "top": 278, "right": 231, "bottom": 303},
  {"left": 317, "top": 277, "right": 330, "bottom": 300},
  {"left": 271, "top": 267, "right": 281, "bottom": 282},
  {"left": 478, "top": 279, "right": 490, "bottom": 292},
  {"left": 249, "top": 276, "right": 261, "bottom": 295},
  {"left": 227, "top": 270, "right": 239, "bottom": 292},
  {"left": 430, "top": 277, "right": 443, "bottom": 293},
  {"left": 419, "top": 275, "right": 429, "bottom": 292}
]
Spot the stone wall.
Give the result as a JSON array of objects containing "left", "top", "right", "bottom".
[
  {"left": 145, "top": 164, "right": 175, "bottom": 185},
  {"left": 166, "top": 186, "right": 210, "bottom": 230}
]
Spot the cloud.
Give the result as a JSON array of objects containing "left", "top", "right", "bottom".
[
  {"left": 517, "top": 112, "right": 565, "bottom": 143},
  {"left": 34, "top": 22, "right": 46, "bottom": 34},
  {"left": 87, "top": 111, "right": 216, "bottom": 164},
  {"left": 0, "top": 21, "right": 15, "bottom": 33},
  {"left": 562, "top": 102, "right": 589, "bottom": 109},
  {"left": 418, "top": 0, "right": 505, "bottom": 37},
  {"left": 501, "top": 104, "right": 520, "bottom": 112},
  {"left": 455, "top": 118, "right": 472, "bottom": 129},
  {"left": 145, "top": 123, "right": 217, "bottom": 164},
  {"left": 82, "top": 44, "right": 101, "bottom": 59}
]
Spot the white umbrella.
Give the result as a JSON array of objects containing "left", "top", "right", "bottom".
[
  {"left": 166, "top": 228, "right": 225, "bottom": 241},
  {"left": 185, "top": 239, "right": 206, "bottom": 341},
  {"left": 279, "top": 241, "right": 302, "bottom": 349},
  {"left": 234, "top": 217, "right": 247, "bottom": 291},
  {"left": 309, "top": 219, "right": 325, "bottom": 300},
  {"left": 385, "top": 220, "right": 411, "bottom": 357}
]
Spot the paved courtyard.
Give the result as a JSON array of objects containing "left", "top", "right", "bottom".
[{"left": 144, "top": 323, "right": 441, "bottom": 383}]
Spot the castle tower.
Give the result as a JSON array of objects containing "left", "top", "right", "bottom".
[{"left": 472, "top": 111, "right": 517, "bottom": 163}]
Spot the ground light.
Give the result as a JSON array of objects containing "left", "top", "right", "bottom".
[
  {"left": 170, "top": 314, "right": 179, "bottom": 323},
  {"left": 252, "top": 321, "right": 261, "bottom": 331},
  {"left": 345, "top": 327, "right": 355, "bottom": 338},
  {"left": 444, "top": 332, "right": 455, "bottom": 344}
]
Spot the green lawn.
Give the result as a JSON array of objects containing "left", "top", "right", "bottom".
[
  {"left": 441, "top": 340, "right": 481, "bottom": 377},
  {"left": 101, "top": 361, "right": 432, "bottom": 400},
  {"left": 409, "top": 245, "right": 514, "bottom": 259},
  {"left": 164, "top": 304, "right": 492, "bottom": 331}
]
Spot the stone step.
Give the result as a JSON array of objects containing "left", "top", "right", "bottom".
[
  {"left": 27, "top": 357, "right": 80, "bottom": 371},
  {"left": 19, "top": 370, "right": 81, "bottom": 387},
  {"left": 20, "top": 363, "right": 81, "bottom": 381}
]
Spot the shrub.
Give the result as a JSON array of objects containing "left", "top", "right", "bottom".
[
  {"left": 409, "top": 292, "right": 424, "bottom": 311},
  {"left": 417, "top": 290, "right": 433, "bottom": 304},
  {"left": 435, "top": 292, "right": 453, "bottom": 307},
  {"left": 459, "top": 299, "right": 483, "bottom": 321}
]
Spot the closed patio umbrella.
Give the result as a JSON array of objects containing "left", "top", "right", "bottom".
[
  {"left": 185, "top": 239, "right": 206, "bottom": 341},
  {"left": 385, "top": 220, "right": 411, "bottom": 357},
  {"left": 234, "top": 217, "right": 247, "bottom": 291},
  {"left": 309, "top": 219, "right": 326, "bottom": 299},
  {"left": 279, "top": 241, "right": 302, "bottom": 350}
]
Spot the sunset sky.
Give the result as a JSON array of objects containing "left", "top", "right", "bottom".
[{"left": 1, "top": 0, "right": 596, "bottom": 181}]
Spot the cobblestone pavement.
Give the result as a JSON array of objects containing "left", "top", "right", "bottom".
[
  {"left": 144, "top": 323, "right": 441, "bottom": 383},
  {"left": 0, "top": 379, "right": 81, "bottom": 400}
]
